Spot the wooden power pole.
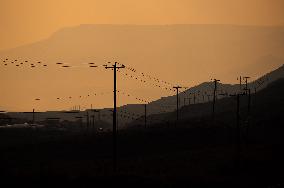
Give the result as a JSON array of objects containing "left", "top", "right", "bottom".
[
  {"left": 104, "top": 62, "right": 125, "bottom": 172},
  {"left": 212, "top": 79, "right": 220, "bottom": 120},
  {"left": 173, "top": 86, "right": 182, "bottom": 125}
]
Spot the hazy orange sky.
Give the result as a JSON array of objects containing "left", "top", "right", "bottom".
[
  {"left": 1, "top": 0, "right": 284, "bottom": 112},
  {"left": 0, "top": 0, "right": 284, "bottom": 50}
]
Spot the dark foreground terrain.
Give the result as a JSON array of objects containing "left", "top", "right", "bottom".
[
  {"left": 0, "top": 121, "right": 283, "bottom": 188},
  {"left": 0, "top": 80, "right": 284, "bottom": 187}
]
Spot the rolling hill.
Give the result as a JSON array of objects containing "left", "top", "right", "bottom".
[
  {"left": 129, "top": 74, "right": 284, "bottom": 129},
  {"left": 1, "top": 24, "right": 284, "bottom": 111}
]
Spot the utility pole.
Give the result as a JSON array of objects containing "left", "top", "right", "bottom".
[
  {"left": 173, "top": 86, "right": 182, "bottom": 125},
  {"left": 86, "top": 111, "right": 89, "bottom": 133},
  {"left": 144, "top": 104, "right": 147, "bottom": 129},
  {"left": 91, "top": 109, "right": 99, "bottom": 134},
  {"left": 104, "top": 62, "right": 125, "bottom": 173},
  {"left": 212, "top": 79, "right": 220, "bottom": 120},
  {"left": 197, "top": 90, "right": 200, "bottom": 103},
  {"left": 32, "top": 109, "right": 35, "bottom": 124},
  {"left": 238, "top": 76, "right": 242, "bottom": 92},
  {"left": 236, "top": 94, "right": 241, "bottom": 172},
  {"left": 245, "top": 88, "right": 251, "bottom": 115},
  {"left": 243, "top": 76, "right": 251, "bottom": 144},
  {"left": 229, "top": 93, "right": 245, "bottom": 172},
  {"left": 243, "top": 76, "right": 250, "bottom": 95},
  {"left": 244, "top": 88, "right": 251, "bottom": 145},
  {"left": 23, "top": 109, "right": 41, "bottom": 124},
  {"left": 91, "top": 115, "right": 95, "bottom": 135}
]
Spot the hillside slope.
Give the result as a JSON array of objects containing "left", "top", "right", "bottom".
[
  {"left": 129, "top": 77, "right": 284, "bottom": 128},
  {"left": 1, "top": 24, "right": 284, "bottom": 111}
]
